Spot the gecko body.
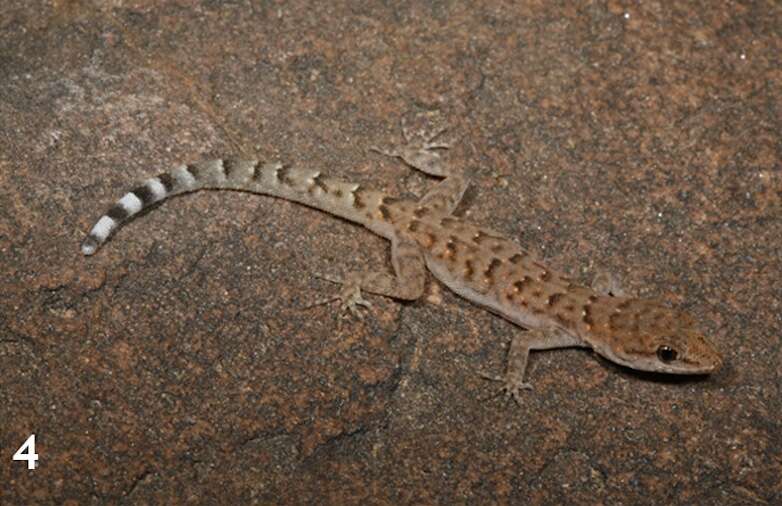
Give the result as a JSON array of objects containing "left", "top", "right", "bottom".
[{"left": 81, "top": 128, "right": 722, "bottom": 399}]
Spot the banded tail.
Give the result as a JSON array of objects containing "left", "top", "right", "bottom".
[{"left": 81, "top": 158, "right": 392, "bottom": 256}]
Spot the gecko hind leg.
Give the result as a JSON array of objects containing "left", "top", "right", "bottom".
[
  {"left": 372, "top": 124, "right": 469, "bottom": 215},
  {"left": 311, "top": 238, "right": 426, "bottom": 318},
  {"left": 309, "top": 272, "right": 373, "bottom": 318}
]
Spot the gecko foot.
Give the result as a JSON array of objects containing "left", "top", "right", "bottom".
[
  {"left": 478, "top": 371, "right": 533, "bottom": 405},
  {"left": 311, "top": 273, "right": 372, "bottom": 318},
  {"left": 370, "top": 121, "right": 451, "bottom": 176}
]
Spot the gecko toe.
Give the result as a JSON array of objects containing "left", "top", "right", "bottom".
[
  {"left": 337, "top": 280, "right": 372, "bottom": 319},
  {"left": 341, "top": 297, "right": 371, "bottom": 319},
  {"left": 478, "top": 370, "right": 532, "bottom": 404},
  {"left": 313, "top": 272, "right": 343, "bottom": 285},
  {"left": 369, "top": 145, "right": 398, "bottom": 158},
  {"left": 477, "top": 370, "right": 504, "bottom": 382}
]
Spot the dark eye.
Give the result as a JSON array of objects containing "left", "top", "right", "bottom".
[{"left": 656, "top": 345, "right": 678, "bottom": 363}]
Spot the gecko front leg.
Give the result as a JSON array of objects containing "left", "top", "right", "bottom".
[{"left": 481, "top": 328, "right": 582, "bottom": 404}]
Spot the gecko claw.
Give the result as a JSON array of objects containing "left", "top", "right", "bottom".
[{"left": 369, "top": 145, "right": 399, "bottom": 158}]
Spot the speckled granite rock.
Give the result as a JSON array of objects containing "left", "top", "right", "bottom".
[{"left": 1, "top": 1, "right": 779, "bottom": 504}]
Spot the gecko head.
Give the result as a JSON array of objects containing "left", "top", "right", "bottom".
[{"left": 593, "top": 299, "right": 723, "bottom": 375}]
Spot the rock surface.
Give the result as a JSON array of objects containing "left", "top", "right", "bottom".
[{"left": 1, "top": 1, "right": 779, "bottom": 504}]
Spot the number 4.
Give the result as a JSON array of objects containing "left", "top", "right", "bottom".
[{"left": 13, "top": 434, "right": 38, "bottom": 470}]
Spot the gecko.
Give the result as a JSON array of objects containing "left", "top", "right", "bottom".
[{"left": 80, "top": 126, "right": 722, "bottom": 401}]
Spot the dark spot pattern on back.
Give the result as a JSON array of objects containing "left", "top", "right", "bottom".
[
  {"left": 583, "top": 304, "right": 594, "bottom": 326},
  {"left": 548, "top": 293, "right": 565, "bottom": 306},
  {"left": 464, "top": 259, "right": 474, "bottom": 279},
  {"left": 473, "top": 231, "right": 489, "bottom": 244},
  {"left": 513, "top": 275, "right": 533, "bottom": 292},
  {"left": 382, "top": 196, "right": 399, "bottom": 206},
  {"left": 485, "top": 258, "right": 502, "bottom": 280},
  {"left": 440, "top": 217, "right": 457, "bottom": 228},
  {"left": 413, "top": 207, "right": 430, "bottom": 218},
  {"left": 445, "top": 237, "right": 457, "bottom": 256},
  {"left": 509, "top": 253, "right": 524, "bottom": 264}
]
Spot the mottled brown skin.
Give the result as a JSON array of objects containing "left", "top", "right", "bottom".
[
  {"left": 379, "top": 197, "right": 722, "bottom": 378},
  {"left": 583, "top": 298, "right": 723, "bottom": 375},
  {"left": 82, "top": 125, "right": 722, "bottom": 403}
]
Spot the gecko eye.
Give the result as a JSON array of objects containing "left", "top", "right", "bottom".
[{"left": 656, "top": 345, "right": 678, "bottom": 363}]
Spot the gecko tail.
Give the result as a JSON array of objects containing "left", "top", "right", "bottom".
[
  {"left": 80, "top": 159, "right": 261, "bottom": 256},
  {"left": 82, "top": 157, "right": 389, "bottom": 256}
]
